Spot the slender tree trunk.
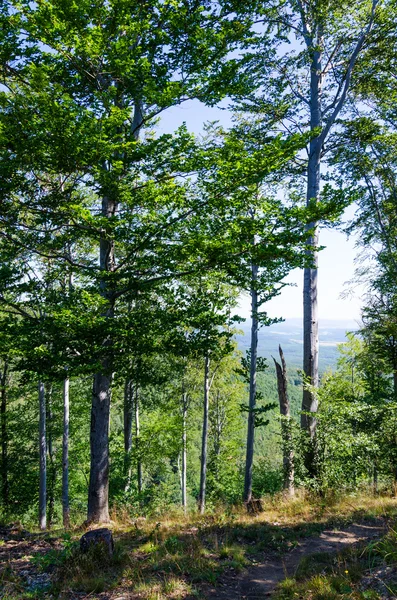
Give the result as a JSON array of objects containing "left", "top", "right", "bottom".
[
  {"left": 1, "top": 360, "right": 9, "bottom": 509},
  {"left": 135, "top": 386, "right": 142, "bottom": 496},
  {"left": 373, "top": 462, "right": 378, "bottom": 495},
  {"left": 47, "top": 385, "right": 56, "bottom": 527},
  {"left": 123, "top": 378, "right": 133, "bottom": 490},
  {"left": 62, "top": 376, "right": 70, "bottom": 528},
  {"left": 244, "top": 264, "right": 259, "bottom": 504},
  {"left": 198, "top": 353, "right": 210, "bottom": 514},
  {"left": 181, "top": 389, "right": 188, "bottom": 512},
  {"left": 302, "top": 46, "right": 321, "bottom": 439},
  {"left": 301, "top": 43, "right": 322, "bottom": 482},
  {"left": 38, "top": 380, "right": 46, "bottom": 530},
  {"left": 273, "top": 346, "right": 294, "bottom": 496}
]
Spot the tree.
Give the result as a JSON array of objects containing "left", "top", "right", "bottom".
[
  {"left": 0, "top": 0, "right": 261, "bottom": 523},
  {"left": 231, "top": 0, "right": 380, "bottom": 461}
]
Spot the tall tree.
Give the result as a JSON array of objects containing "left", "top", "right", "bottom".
[
  {"left": 0, "top": 0, "right": 259, "bottom": 523},
  {"left": 231, "top": 0, "right": 380, "bottom": 461}
]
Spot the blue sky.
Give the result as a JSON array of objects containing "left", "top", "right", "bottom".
[{"left": 159, "top": 100, "right": 365, "bottom": 322}]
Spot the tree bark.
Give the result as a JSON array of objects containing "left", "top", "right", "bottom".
[
  {"left": 302, "top": 44, "right": 321, "bottom": 442},
  {"left": 181, "top": 389, "right": 188, "bottom": 512},
  {"left": 88, "top": 370, "right": 112, "bottom": 523},
  {"left": 87, "top": 190, "right": 116, "bottom": 523},
  {"left": 1, "top": 360, "right": 9, "bottom": 509},
  {"left": 273, "top": 346, "right": 294, "bottom": 496},
  {"left": 198, "top": 353, "right": 210, "bottom": 514},
  {"left": 244, "top": 264, "right": 259, "bottom": 503},
  {"left": 62, "top": 376, "right": 70, "bottom": 528},
  {"left": 38, "top": 380, "right": 46, "bottom": 530},
  {"left": 47, "top": 385, "right": 56, "bottom": 527},
  {"left": 135, "top": 385, "right": 142, "bottom": 496},
  {"left": 123, "top": 378, "right": 133, "bottom": 490}
]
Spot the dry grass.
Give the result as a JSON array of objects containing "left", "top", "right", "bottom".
[{"left": 1, "top": 490, "right": 397, "bottom": 599}]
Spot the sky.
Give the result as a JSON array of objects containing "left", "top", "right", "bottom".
[{"left": 159, "top": 100, "right": 366, "bottom": 323}]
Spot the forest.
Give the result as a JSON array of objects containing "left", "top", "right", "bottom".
[{"left": 1, "top": 0, "right": 397, "bottom": 598}]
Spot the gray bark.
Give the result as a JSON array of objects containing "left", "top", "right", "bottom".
[
  {"left": 301, "top": 41, "right": 321, "bottom": 439},
  {"left": 299, "top": 2, "right": 378, "bottom": 445},
  {"left": 88, "top": 370, "right": 112, "bottom": 523},
  {"left": 87, "top": 187, "right": 116, "bottom": 523},
  {"left": 38, "top": 381, "right": 46, "bottom": 530},
  {"left": 1, "top": 360, "right": 9, "bottom": 508},
  {"left": 47, "top": 385, "right": 56, "bottom": 527},
  {"left": 181, "top": 389, "right": 188, "bottom": 511},
  {"left": 135, "top": 386, "right": 142, "bottom": 496},
  {"left": 244, "top": 264, "right": 259, "bottom": 503},
  {"left": 273, "top": 346, "right": 294, "bottom": 496},
  {"left": 198, "top": 353, "right": 210, "bottom": 514},
  {"left": 62, "top": 376, "right": 70, "bottom": 528},
  {"left": 123, "top": 378, "right": 133, "bottom": 489}
]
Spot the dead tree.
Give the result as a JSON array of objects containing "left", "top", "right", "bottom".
[{"left": 273, "top": 345, "right": 294, "bottom": 496}]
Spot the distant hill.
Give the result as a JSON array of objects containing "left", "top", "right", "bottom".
[{"left": 234, "top": 318, "right": 359, "bottom": 372}]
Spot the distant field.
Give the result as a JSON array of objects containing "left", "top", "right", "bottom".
[{"left": 234, "top": 318, "right": 359, "bottom": 372}]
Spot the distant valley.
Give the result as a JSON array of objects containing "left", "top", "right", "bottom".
[{"left": 234, "top": 317, "right": 359, "bottom": 372}]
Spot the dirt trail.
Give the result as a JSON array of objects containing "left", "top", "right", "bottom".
[
  {"left": 205, "top": 521, "right": 386, "bottom": 599},
  {"left": 239, "top": 521, "right": 385, "bottom": 598}
]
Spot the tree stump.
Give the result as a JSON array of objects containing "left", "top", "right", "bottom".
[
  {"left": 80, "top": 528, "right": 114, "bottom": 555},
  {"left": 245, "top": 498, "right": 263, "bottom": 514}
]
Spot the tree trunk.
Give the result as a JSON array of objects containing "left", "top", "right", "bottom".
[
  {"left": 181, "top": 389, "right": 188, "bottom": 512},
  {"left": 1, "top": 360, "right": 9, "bottom": 509},
  {"left": 87, "top": 190, "right": 116, "bottom": 523},
  {"left": 373, "top": 462, "right": 378, "bottom": 495},
  {"left": 38, "top": 380, "right": 46, "bottom": 530},
  {"left": 123, "top": 378, "right": 133, "bottom": 490},
  {"left": 198, "top": 353, "right": 210, "bottom": 514},
  {"left": 62, "top": 376, "right": 70, "bottom": 528},
  {"left": 273, "top": 346, "right": 294, "bottom": 496},
  {"left": 244, "top": 264, "right": 259, "bottom": 503},
  {"left": 47, "top": 385, "right": 56, "bottom": 527},
  {"left": 88, "top": 371, "right": 112, "bottom": 523},
  {"left": 302, "top": 44, "right": 321, "bottom": 439},
  {"left": 135, "top": 385, "right": 142, "bottom": 496}
]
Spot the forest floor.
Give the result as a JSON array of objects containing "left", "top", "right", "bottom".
[{"left": 1, "top": 492, "right": 397, "bottom": 600}]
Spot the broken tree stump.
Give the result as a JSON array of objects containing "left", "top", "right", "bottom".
[{"left": 80, "top": 528, "right": 114, "bottom": 555}]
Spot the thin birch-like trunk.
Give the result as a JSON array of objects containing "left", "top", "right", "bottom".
[
  {"left": 198, "top": 353, "right": 210, "bottom": 514},
  {"left": 135, "top": 386, "right": 142, "bottom": 496},
  {"left": 62, "top": 376, "right": 70, "bottom": 528},
  {"left": 181, "top": 389, "right": 188, "bottom": 511},
  {"left": 38, "top": 381, "right": 46, "bottom": 530},
  {"left": 123, "top": 378, "right": 133, "bottom": 490},
  {"left": 47, "top": 385, "right": 56, "bottom": 527},
  {"left": 301, "top": 44, "right": 321, "bottom": 442},
  {"left": 1, "top": 360, "right": 9, "bottom": 508},
  {"left": 273, "top": 346, "right": 294, "bottom": 496},
  {"left": 244, "top": 264, "right": 259, "bottom": 504}
]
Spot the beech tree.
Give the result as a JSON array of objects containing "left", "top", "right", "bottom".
[
  {"left": 231, "top": 0, "right": 381, "bottom": 466},
  {"left": 0, "top": 0, "right": 260, "bottom": 523}
]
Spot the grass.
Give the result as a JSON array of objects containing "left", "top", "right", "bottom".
[{"left": 1, "top": 490, "right": 397, "bottom": 599}]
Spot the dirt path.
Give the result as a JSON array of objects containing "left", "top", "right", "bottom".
[
  {"left": 204, "top": 521, "right": 386, "bottom": 599},
  {"left": 0, "top": 525, "right": 61, "bottom": 596}
]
